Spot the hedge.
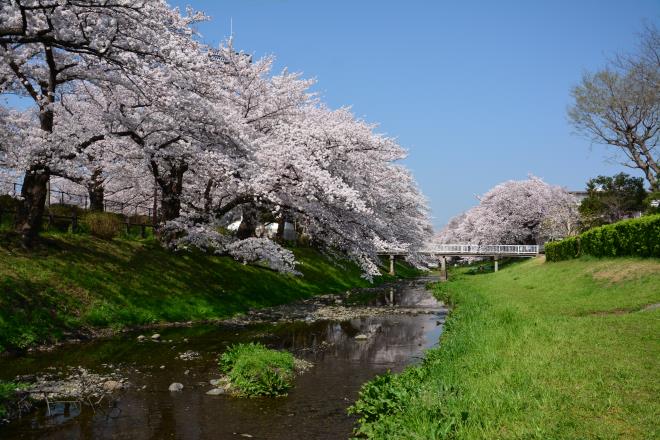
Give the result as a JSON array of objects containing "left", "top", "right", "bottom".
[
  {"left": 81, "top": 211, "right": 124, "bottom": 239},
  {"left": 545, "top": 214, "right": 660, "bottom": 261}
]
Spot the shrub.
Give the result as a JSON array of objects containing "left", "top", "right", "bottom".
[
  {"left": 545, "top": 236, "right": 580, "bottom": 261},
  {"left": 81, "top": 212, "right": 123, "bottom": 239},
  {"left": 47, "top": 203, "right": 86, "bottom": 218},
  {"left": 0, "top": 194, "right": 19, "bottom": 212},
  {"left": 128, "top": 214, "right": 152, "bottom": 225},
  {"left": 46, "top": 203, "right": 85, "bottom": 232},
  {"left": 219, "top": 342, "right": 295, "bottom": 397},
  {"left": 0, "top": 195, "right": 19, "bottom": 229},
  {"left": 0, "top": 381, "right": 27, "bottom": 419},
  {"left": 121, "top": 214, "right": 154, "bottom": 239},
  {"left": 348, "top": 371, "right": 411, "bottom": 425},
  {"left": 546, "top": 214, "right": 660, "bottom": 261}
]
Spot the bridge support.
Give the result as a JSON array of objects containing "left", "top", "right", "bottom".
[
  {"left": 493, "top": 256, "right": 499, "bottom": 272},
  {"left": 440, "top": 256, "right": 447, "bottom": 281},
  {"left": 389, "top": 254, "right": 395, "bottom": 276}
]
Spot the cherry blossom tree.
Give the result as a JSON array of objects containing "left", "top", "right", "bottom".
[
  {"left": 436, "top": 177, "right": 579, "bottom": 246},
  {"left": 149, "top": 94, "right": 431, "bottom": 276},
  {"left": 0, "top": 3, "right": 433, "bottom": 277},
  {"left": 194, "top": 103, "right": 431, "bottom": 276},
  {"left": 0, "top": 0, "right": 206, "bottom": 246}
]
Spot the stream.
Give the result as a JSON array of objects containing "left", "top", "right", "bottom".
[{"left": 0, "top": 276, "right": 446, "bottom": 440}]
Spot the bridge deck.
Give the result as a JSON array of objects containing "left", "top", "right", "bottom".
[{"left": 381, "top": 244, "right": 540, "bottom": 257}]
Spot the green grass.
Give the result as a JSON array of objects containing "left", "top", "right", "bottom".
[
  {"left": 219, "top": 342, "right": 295, "bottom": 397},
  {"left": 350, "top": 256, "right": 660, "bottom": 439},
  {"left": 0, "top": 232, "right": 421, "bottom": 353},
  {"left": 0, "top": 381, "right": 26, "bottom": 419}
]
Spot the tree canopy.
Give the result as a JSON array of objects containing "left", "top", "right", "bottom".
[
  {"left": 578, "top": 173, "right": 647, "bottom": 230},
  {"left": 436, "top": 177, "right": 579, "bottom": 246},
  {"left": 0, "top": 0, "right": 431, "bottom": 276},
  {"left": 569, "top": 25, "right": 659, "bottom": 191}
]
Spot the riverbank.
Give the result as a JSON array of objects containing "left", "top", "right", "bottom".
[
  {"left": 0, "top": 233, "right": 421, "bottom": 354},
  {"left": 351, "top": 256, "right": 660, "bottom": 439}
]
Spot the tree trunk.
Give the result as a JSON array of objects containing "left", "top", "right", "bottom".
[
  {"left": 160, "top": 187, "right": 181, "bottom": 222},
  {"left": 152, "top": 181, "right": 158, "bottom": 226},
  {"left": 276, "top": 216, "right": 285, "bottom": 241},
  {"left": 154, "top": 162, "right": 188, "bottom": 223},
  {"left": 87, "top": 169, "right": 105, "bottom": 211},
  {"left": 16, "top": 168, "right": 50, "bottom": 247},
  {"left": 203, "top": 179, "right": 214, "bottom": 215},
  {"left": 237, "top": 205, "right": 258, "bottom": 239},
  {"left": 15, "top": 104, "right": 54, "bottom": 246}
]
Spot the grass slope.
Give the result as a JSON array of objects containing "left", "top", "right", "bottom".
[
  {"left": 351, "top": 257, "right": 660, "bottom": 439},
  {"left": 0, "top": 233, "right": 420, "bottom": 353}
]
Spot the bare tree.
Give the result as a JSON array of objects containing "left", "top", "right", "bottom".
[{"left": 569, "top": 25, "right": 659, "bottom": 190}]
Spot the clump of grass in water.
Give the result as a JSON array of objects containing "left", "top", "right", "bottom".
[{"left": 219, "top": 343, "right": 295, "bottom": 397}]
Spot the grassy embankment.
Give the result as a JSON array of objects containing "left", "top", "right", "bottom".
[
  {"left": 0, "top": 232, "right": 420, "bottom": 353},
  {"left": 351, "top": 256, "right": 660, "bottom": 439}
]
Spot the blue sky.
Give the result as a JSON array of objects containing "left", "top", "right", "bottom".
[{"left": 170, "top": 0, "right": 659, "bottom": 229}]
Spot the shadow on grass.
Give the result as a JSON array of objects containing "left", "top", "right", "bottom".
[{"left": 0, "top": 232, "right": 422, "bottom": 352}]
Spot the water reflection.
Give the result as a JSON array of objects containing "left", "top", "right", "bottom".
[
  {"left": 357, "top": 278, "right": 441, "bottom": 309},
  {"left": 1, "top": 278, "right": 446, "bottom": 440}
]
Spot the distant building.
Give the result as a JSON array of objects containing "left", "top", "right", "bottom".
[
  {"left": 227, "top": 219, "right": 297, "bottom": 240},
  {"left": 568, "top": 191, "right": 589, "bottom": 204}
]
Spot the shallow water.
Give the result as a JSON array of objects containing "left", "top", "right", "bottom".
[{"left": 1, "top": 277, "right": 446, "bottom": 440}]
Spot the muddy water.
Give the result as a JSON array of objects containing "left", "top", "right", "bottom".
[{"left": 1, "top": 277, "right": 446, "bottom": 440}]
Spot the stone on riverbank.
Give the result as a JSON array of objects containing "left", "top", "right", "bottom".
[
  {"left": 102, "top": 380, "right": 123, "bottom": 391},
  {"left": 206, "top": 388, "right": 225, "bottom": 395},
  {"left": 178, "top": 351, "right": 200, "bottom": 361},
  {"left": 25, "top": 367, "right": 127, "bottom": 402},
  {"left": 168, "top": 383, "right": 183, "bottom": 392},
  {"left": 293, "top": 358, "right": 314, "bottom": 374}
]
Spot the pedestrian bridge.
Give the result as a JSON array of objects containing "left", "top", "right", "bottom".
[
  {"left": 423, "top": 244, "right": 540, "bottom": 256},
  {"left": 380, "top": 244, "right": 540, "bottom": 257},
  {"left": 379, "top": 244, "right": 540, "bottom": 277}
]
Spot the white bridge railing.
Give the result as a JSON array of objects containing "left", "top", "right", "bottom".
[
  {"left": 422, "top": 244, "right": 539, "bottom": 256},
  {"left": 378, "top": 244, "right": 539, "bottom": 276},
  {"left": 379, "top": 244, "right": 540, "bottom": 256}
]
